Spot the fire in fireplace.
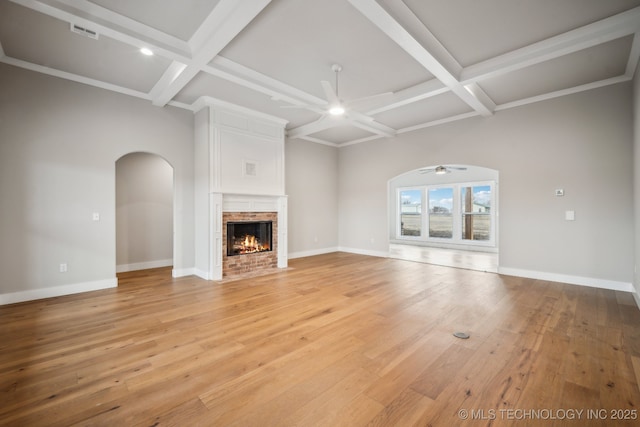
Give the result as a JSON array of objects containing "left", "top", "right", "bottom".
[{"left": 227, "top": 221, "right": 272, "bottom": 256}]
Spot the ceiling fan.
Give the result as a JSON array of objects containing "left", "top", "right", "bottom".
[
  {"left": 282, "top": 64, "right": 391, "bottom": 117},
  {"left": 419, "top": 165, "right": 468, "bottom": 175}
]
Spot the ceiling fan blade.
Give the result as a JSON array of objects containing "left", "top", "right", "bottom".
[{"left": 320, "top": 80, "right": 340, "bottom": 105}]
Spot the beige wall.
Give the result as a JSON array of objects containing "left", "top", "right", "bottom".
[
  {"left": 0, "top": 61, "right": 636, "bottom": 302},
  {"left": 285, "top": 139, "right": 339, "bottom": 257},
  {"left": 0, "top": 63, "right": 194, "bottom": 301},
  {"left": 339, "top": 83, "right": 634, "bottom": 288}
]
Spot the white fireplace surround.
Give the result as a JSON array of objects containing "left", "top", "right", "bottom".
[
  {"left": 193, "top": 98, "right": 289, "bottom": 281},
  {"left": 210, "top": 193, "right": 287, "bottom": 280}
]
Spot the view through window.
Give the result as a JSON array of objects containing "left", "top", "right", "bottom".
[
  {"left": 398, "top": 182, "right": 495, "bottom": 247},
  {"left": 399, "top": 189, "right": 422, "bottom": 237}
]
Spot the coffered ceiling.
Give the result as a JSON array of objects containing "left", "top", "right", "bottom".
[{"left": 1, "top": 0, "right": 639, "bottom": 146}]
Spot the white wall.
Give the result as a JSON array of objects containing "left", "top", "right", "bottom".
[
  {"left": 339, "top": 83, "right": 634, "bottom": 289},
  {"left": 0, "top": 63, "right": 194, "bottom": 303},
  {"left": 285, "top": 139, "right": 339, "bottom": 257},
  {"left": 116, "top": 152, "right": 173, "bottom": 272}
]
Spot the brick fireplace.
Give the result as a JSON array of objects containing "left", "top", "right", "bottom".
[{"left": 222, "top": 211, "right": 278, "bottom": 278}]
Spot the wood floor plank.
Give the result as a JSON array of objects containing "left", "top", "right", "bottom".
[
  {"left": 0, "top": 254, "right": 638, "bottom": 426},
  {"left": 226, "top": 351, "right": 378, "bottom": 427}
]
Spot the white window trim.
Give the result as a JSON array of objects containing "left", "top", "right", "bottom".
[
  {"left": 397, "top": 181, "right": 496, "bottom": 248},
  {"left": 397, "top": 187, "right": 424, "bottom": 240}
]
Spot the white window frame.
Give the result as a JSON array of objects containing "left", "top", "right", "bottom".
[
  {"left": 397, "top": 187, "right": 425, "bottom": 240},
  {"left": 455, "top": 181, "right": 496, "bottom": 247},
  {"left": 397, "top": 181, "right": 496, "bottom": 248}
]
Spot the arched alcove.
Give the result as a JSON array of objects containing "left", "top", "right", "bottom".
[
  {"left": 115, "top": 152, "right": 174, "bottom": 273},
  {"left": 388, "top": 164, "right": 499, "bottom": 271}
]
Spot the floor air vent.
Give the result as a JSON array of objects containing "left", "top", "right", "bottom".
[{"left": 70, "top": 23, "right": 99, "bottom": 40}]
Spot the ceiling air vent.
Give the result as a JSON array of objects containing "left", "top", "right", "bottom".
[{"left": 70, "top": 23, "right": 99, "bottom": 40}]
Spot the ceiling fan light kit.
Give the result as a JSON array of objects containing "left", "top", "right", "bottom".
[
  {"left": 329, "top": 105, "right": 345, "bottom": 116},
  {"left": 435, "top": 165, "right": 448, "bottom": 175},
  {"left": 419, "top": 165, "right": 468, "bottom": 174}
]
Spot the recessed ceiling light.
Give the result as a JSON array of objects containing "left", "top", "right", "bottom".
[{"left": 140, "top": 47, "right": 153, "bottom": 56}]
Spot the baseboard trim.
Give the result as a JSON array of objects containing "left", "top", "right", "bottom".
[
  {"left": 0, "top": 278, "right": 118, "bottom": 305},
  {"left": 632, "top": 290, "right": 640, "bottom": 311},
  {"left": 288, "top": 247, "right": 340, "bottom": 259},
  {"left": 338, "top": 246, "right": 389, "bottom": 258},
  {"left": 498, "top": 267, "right": 634, "bottom": 293},
  {"left": 172, "top": 267, "right": 197, "bottom": 278},
  {"left": 117, "top": 259, "right": 173, "bottom": 273}
]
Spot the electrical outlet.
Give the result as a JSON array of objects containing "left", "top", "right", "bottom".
[
  {"left": 92, "top": 212, "right": 100, "bottom": 221},
  {"left": 59, "top": 263, "right": 68, "bottom": 273}
]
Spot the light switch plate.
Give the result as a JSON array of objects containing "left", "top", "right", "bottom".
[{"left": 565, "top": 210, "right": 575, "bottom": 221}]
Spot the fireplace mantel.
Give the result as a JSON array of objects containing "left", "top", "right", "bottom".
[{"left": 193, "top": 101, "right": 288, "bottom": 281}]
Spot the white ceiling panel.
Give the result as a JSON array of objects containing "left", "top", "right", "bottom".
[
  {"left": 88, "top": 0, "right": 220, "bottom": 41},
  {"left": 309, "top": 121, "right": 376, "bottom": 145},
  {"left": 1, "top": 0, "right": 638, "bottom": 146},
  {"left": 373, "top": 91, "right": 473, "bottom": 130},
  {"left": 404, "top": 0, "right": 640, "bottom": 67},
  {"left": 0, "top": 1, "right": 172, "bottom": 92},
  {"left": 218, "top": 0, "right": 432, "bottom": 101},
  {"left": 478, "top": 36, "right": 633, "bottom": 105}
]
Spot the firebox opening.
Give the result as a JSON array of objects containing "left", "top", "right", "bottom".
[{"left": 227, "top": 221, "right": 273, "bottom": 256}]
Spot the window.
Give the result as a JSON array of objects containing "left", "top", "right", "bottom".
[
  {"left": 399, "top": 189, "right": 422, "bottom": 237},
  {"left": 461, "top": 185, "right": 491, "bottom": 241},
  {"left": 429, "top": 187, "right": 453, "bottom": 238},
  {"left": 398, "top": 181, "right": 495, "bottom": 247}
]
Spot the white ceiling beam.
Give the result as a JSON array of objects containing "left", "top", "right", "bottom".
[
  {"left": 382, "top": 0, "right": 462, "bottom": 78},
  {"left": 340, "top": 134, "right": 385, "bottom": 147},
  {"left": 287, "top": 117, "right": 342, "bottom": 139},
  {"left": 148, "top": 61, "right": 188, "bottom": 100},
  {"left": 297, "top": 136, "right": 340, "bottom": 147},
  {"left": 494, "top": 75, "right": 631, "bottom": 112},
  {"left": 349, "top": 118, "right": 396, "bottom": 138},
  {"left": 365, "top": 79, "right": 449, "bottom": 115},
  {"left": 625, "top": 32, "right": 640, "bottom": 78},
  {"left": 346, "top": 111, "right": 397, "bottom": 137},
  {"left": 10, "top": 0, "right": 191, "bottom": 61},
  {"left": 398, "top": 111, "right": 480, "bottom": 135},
  {"left": 207, "top": 56, "right": 327, "bottom": 107},
  {"left": 461, "top": 6, "right": 640, "bottom": 84},
  {"left": 151, "top": 0, "right": 271, "bottom": 107},
  {"left": 348, "top": 0, "right": 494, "bottom": 117},
  {"left": 0, "top": 55, "right": 151, "bottom": 100}
]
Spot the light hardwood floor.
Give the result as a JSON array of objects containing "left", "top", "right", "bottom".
[
  {"left": 389, "top": 243, "right": 498, "bottom": 273},
  {"left": 1, "top": 252, "right": 639, "bottom": 426}
]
